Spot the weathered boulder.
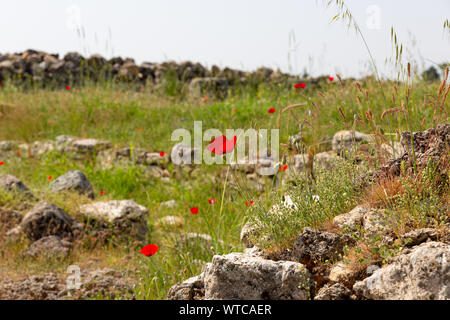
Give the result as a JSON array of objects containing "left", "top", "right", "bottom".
[
  {"left": 333, "top": 205, "right": 367, "bottom": 229},
  {"left": 255, "top": 150, "right": 278, "bottom": 176},
  {"left": 292, "top": 228, "right": 355, "bottom": 264},
  {"left": 0, "top": 141, "right": 17, "bottom": 153},
  {"left": 366, "top": 264, "right": 380, "bottom": 276},
  {"left": 328, "top": 261, "right": 360, "bottom": 285},
  {"left": 380, "top": 123, "right": 449, "bottom": 177},
  {"left": 353, "top": 242, "right": 450, "bottom": 300},
  {"left": 50, "top": 170, "right": 95, "bottom": 199},
  {"left": 19, "top": 141, "right": 55, "bottom": 157},
  {"left": 156, "top": 215, "right": 184, "bottom": 229},
  {"left": 20, "top": 202, "right": 81, "bottom": 241},
  {"left": 332, "top": 130, "right": 373, "bottom": 155},
  {"left": 167, "top": 273, "right": 205, "bottom": 300},
  {"left": 401, "top": 228, "right": 438, "bottom": 247},
  {"left": 136, "top": 152, "right": 169, "bottom": 166},
  {"left": 65, "top": 138, "right": 112, "bottom": 159},
  {"left": 23, "top": 236, "right": 72, "bottom": 259},
  {"left": 78, "top": 200, "right": 148, "bottom": 239},
  {"left": 380, "top": 142, "right": 405, "bottom": 159},
  {"left": 293, "top": 151, "right": 340, "bottom": 174},
  {"left": 333, "top": 205, "right": 393, "bottom": 236},
  {"left": 69, "top": 268, "right": 134, "bottom": 299},
  {"left": 55, "top": 135, "right": 76, "bottom": 151},
  {"left": 362, "top": 208, "right": 391, "bottom": 236},
  {"left": 170, "top": 143, "right": 200, "bottom": 165},
  {"left": 314, "top": 283, "right": 352, "bottom": 300},
  {"left": 0, "top": 175, "right": 33, "bottom": 198},
  {"left": 203, "top": 253, "right": 314, "bottom": 300}
]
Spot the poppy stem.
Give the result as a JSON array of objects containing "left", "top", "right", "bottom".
[{"left": 219, "top": 166, "right": 230, "bottom": 219}]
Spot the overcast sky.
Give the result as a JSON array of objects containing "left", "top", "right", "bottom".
[{"left": 1, "top": 0, "right": 449, "bottom": 78}]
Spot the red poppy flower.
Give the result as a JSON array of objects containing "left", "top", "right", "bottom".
[
  {"left": 160, "top": 152, "right": 165, "bottom": 157},
  {"left": 65, "top": 85, "right": 71, "bottom": 90},
  {"left": 279, "top": 164, "right": 288, "bottom": 172},
  {"left": 48, "top": 176, "right": 52, "bottom": 181},
  {"left": 328, "top": 76, "right": 335, "bottom": 82},
  {"left": 49, "top": 121, "right": 54, "bottom": 126},
  {"left": 268, "top": 108, "right": 276, "bottom": 114},
  {"left": 206, "top": 135, "right": 237, "bottom": 155},
  {"left": 138, "top": 128, "right": 143, "bottom": 132},
  {"left": 294, "top": 83, "right": 306, "bottom": 89},
  {"left": 203, "top": 97, "right": 209, "bottom": 102},
  {"left": 208, "top": 198, "right": 217, "bottom": 205},
  {"left": 139, "top": 244, "right": 159, "bottom": 257},
  {"left": 0, "top": 161, "right": 4, "bottom": 166},
  {"left": 100, "top": 190, "right": 105, "bottom": 196},
  {"left": 17, "top": 151, "right": 22, "bottom": 156},
  {"left": 190, "top": 207, "right": 199, "bottom": 215},
  {"left": 245, "top": 200, "right": 255, "bottom": 207}
]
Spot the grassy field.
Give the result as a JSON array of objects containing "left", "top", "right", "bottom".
[{"left": 0, "top": 68, "right": 448, "bottom": 299}]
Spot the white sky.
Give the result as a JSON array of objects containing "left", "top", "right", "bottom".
[{"left": 1, "top": 0, "right": 449, "bottom": 78}]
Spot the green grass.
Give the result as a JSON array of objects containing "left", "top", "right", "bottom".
[{"left": 0, "top": 73, "right": 448, "bottom": 299}]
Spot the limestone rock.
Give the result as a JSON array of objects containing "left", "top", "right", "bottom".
[
  {"left": 401, "top": 228, "right": 438, "bottom": 247},
  {"left": 353, "top": 242, "right": 450, "bottom": 300},
  {"left": 328, "top": 261, "right": 359, "bottom": 284},
  {"left": 20, "top": 202, "right": 80, "bottom": 241},
  {"left": 50, "top": 170, "right": 94, "bottom": 199},
  {"left": 293, "top": 151, "right": 339, "bottom": 174},
  {"left": 314, "top": 283, "right": 351, "bottom": 300},
  {"left": 78, "top": 200, "right": 148, "bottom": 239},
  {"left": 292, "top": 228, "right": 355, "bottom": 264},
  {"left": 157, "top": 215, "right": 184, "bottom": 229},
  {"left": 23, "top": 236, "right": 72, "bottom": 259},
  {"left": 0, "top": 174, "right": 33, "bottom": 198},
  {"left": 66, "top": 138, "right": 112, "bottom": 158},
  {"left": 203, "top": 253, "right": 314, "bottom": 300},
  {"left": 380, "top": 123, "right": 449, "bottom": 177},
  {"left": 167, "top": 274, "right": 205, "bottom": 300},
  {"left": 170, "top": 143, "right": 200, "bottom": 165},
  {"left": 332, "top": 130, "right": 373, "bottom": 155},
  {"left": 333, "top": 205, "right": 367, "bottom": 229}
]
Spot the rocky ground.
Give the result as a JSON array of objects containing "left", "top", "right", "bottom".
[
  {"left": 168, "top": 123, "right": 450, "bottom": 300},
  {"left": 0, "top": 122, "right": 448, "bottom": 300}
]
